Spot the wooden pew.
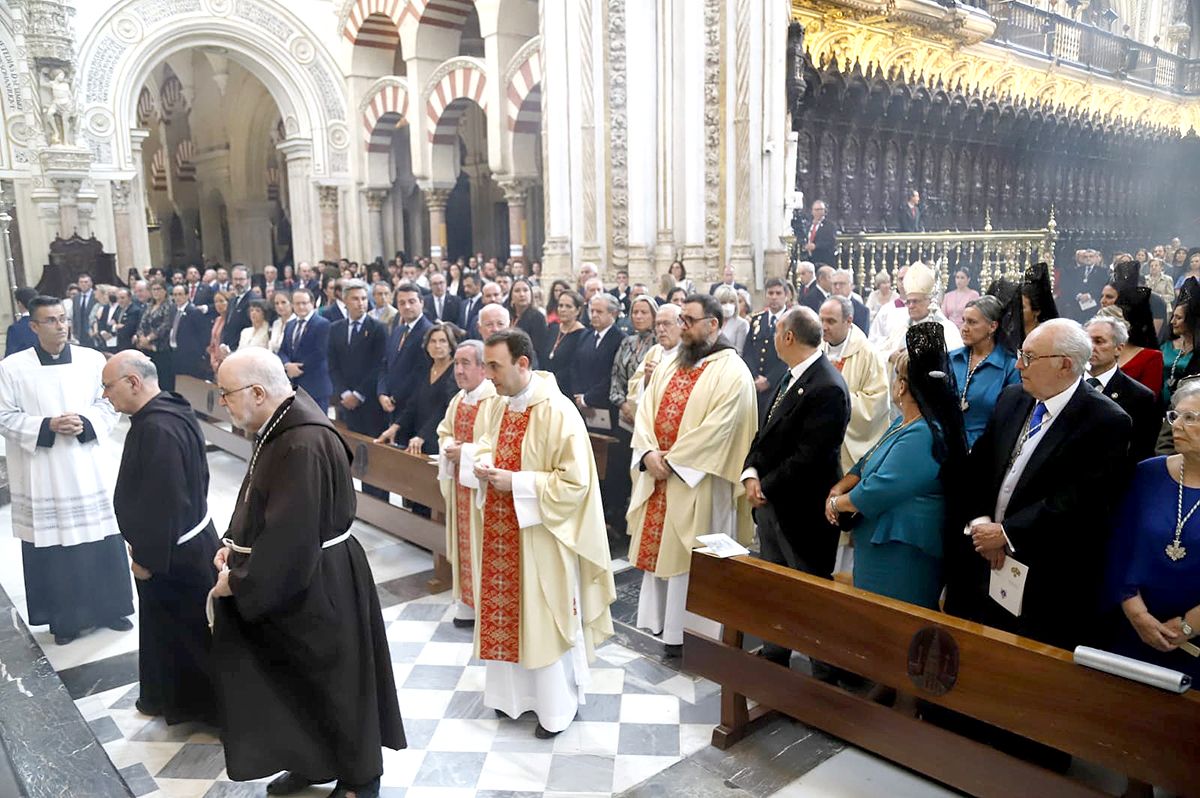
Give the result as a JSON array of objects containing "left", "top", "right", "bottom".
[
  {"left": 683, "top": 552, "right": 1200, "bottom": 798},
  {"left": 176, "top": 375, "right": 617, "bottom": 594}
]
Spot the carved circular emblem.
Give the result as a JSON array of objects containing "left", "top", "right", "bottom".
[
  {"left": 327, "top": 122, "right": 349, "bottom": 150},
  {"left": 352, "top": 443, "right": 369, "bottom": 478},
  {"left": 111, "top": 13, "right": 144, "bottom": 44},
  {"left": 7, "top": 118, "right": 30, "bottom": 144},
  {"left": 204, "top": 0, "right": 235, "bottom": 16},
  {"left": 290, "top": 36, "right": 315, "bottom": 65},
  {"left": 85, "top": 108, "right": 115, "bottom": 136},
  {"left": 906, "top": 626, "right": 959, "bottom": 696}
]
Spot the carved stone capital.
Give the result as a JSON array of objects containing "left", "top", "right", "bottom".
[
  {"left": 497, "top": 178, "right": 533, "bottom": 206},
  {"left": 110, "top": 180, "right": 133, "bottom": 212},
  {"left": 318, "top": 185, "right": 340, "bottom": 212},
  {"left": 364, "top": 188, "right": 388, "bottom": 212},
  {"left": 424, "top": 187, "right": 451, "bottom": 212},
  {"left": 53, "top": 177, "right": 82, "bottom": 205}
]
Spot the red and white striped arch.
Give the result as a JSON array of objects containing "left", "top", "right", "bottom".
[
  {"left": 506, "top": 46, "right": 542, "bottom": 134},
  {"left": 362, "top": 81, "right": 410, "bottom": 150},
  {"left": 342, "top": 0, "right": 475, "bottom": 45},
  {"left": 426, "top": 63, "right": 487, "bottom": 144}
]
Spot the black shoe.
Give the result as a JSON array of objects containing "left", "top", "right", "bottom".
[
  {"left": 534, "top": 723, "right": 564, "bottom": 739},
  {"left": 267, "top": 772, "right": 317, "bottom": 796},
  {"left": 105, "top": 617, "right": 134, "bottom": 632},
  {"left": 327, "top": 778, "right": 380, "bottom": 798},
  {"left": 452, "top": 617, "right": 475, "bottom": 628},
  {"left": 53, "top": 632, "right": 78, "bottom": 645},
  {"left": 134, "top": 698, "right": 162, "bottom": 717}
]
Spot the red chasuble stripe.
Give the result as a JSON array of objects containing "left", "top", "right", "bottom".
[
  {"left": 635, "top": 362, "right": 709, "bottom": 573},
  {"left": 478, "top": 408, "right": 530, "bottom": 662},
  {"left": 453, "top": 401, "right": 481, "bottom": 608}
]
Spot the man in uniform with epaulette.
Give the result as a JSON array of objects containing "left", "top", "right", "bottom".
[{"left": 742, "top": 277, "right": 789, "bottom": 422}]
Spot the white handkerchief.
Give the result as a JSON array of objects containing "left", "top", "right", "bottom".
[
  {"left": 1078, "top": 296, "right": 1097, "bottom": 311},
  {"left": 459, "top": 443, "right": 481, "bottom": 489},
  {"left": 436, "top": 452, "right": 454, "bottom": 481},
  {"left": 696, "top": 533, "right": 750, "bottom": 558},
  {"left": 989, "top": 555, "right": 1029, "bottom": 617}
]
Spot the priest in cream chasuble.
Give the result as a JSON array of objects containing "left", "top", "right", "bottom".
[
  {"left": 0, "top": 296, "right": 133, "bottom": 644},
  {"left": 627, "top": 295, "right": 758, "bottom": 648},
  {"left": 435, "top": 339, "right": 499, "bottom": 625},
  {"left": 470, "top": 329, "right": 616, "bottom": 738}
]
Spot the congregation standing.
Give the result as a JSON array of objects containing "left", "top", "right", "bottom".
[{"left": 3, "top": 211, "right": 1200, "bottom": 795}]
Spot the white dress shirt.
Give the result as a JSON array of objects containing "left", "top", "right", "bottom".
[
  {"left": 1089, "top": 364, "right": 1117, "bottom": 389},
  {"left": 994, "top": 378, "right": 1080, "bottom": 523}
]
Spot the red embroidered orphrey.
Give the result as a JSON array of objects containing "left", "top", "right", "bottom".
[
  {"left": 636, "top": 362, "right": 710, "bottom": 572},
  {"left": 478, "top": 408, "right": 531, "bottom": 663},
  {"left": 453, "top": 400, "right": 481, "bottom": 608}
]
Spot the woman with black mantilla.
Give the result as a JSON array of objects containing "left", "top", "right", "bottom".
[{"left": 208, "top": 347, "right": 405, "bottom": 798}]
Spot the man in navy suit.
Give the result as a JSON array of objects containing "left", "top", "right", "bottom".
[
  {"left": 378, "top": 282, "right": 432, "bottom": 424},
  {"left": 278, "top": 288, "right": 332, "bottom": 412},
  {"left": 708, "top": 264, "right": 748, "bottom": 296},
  {"left": 1085, "top": 316, "right": 1158, "bottom": 466},
  {"left": 168, "top": 284, "right": 214, "bottom": 379},
  {"left": 330, "top": 279, "right": 389, "bottom": 498},
  {"left": 73, "top": 273, "right": 97, "bottom": 348},
  {"left": 801, "top": 200, "right": 837, "bottom": 268},
  {"left": 896, "top": 188, "right": 923, "bottom": 233},
  {"left": 423, "top": 272, "right": 462, "bottom": 324},
  {"left": 458, "top": 273, "right": 483, "bottom": 332},
  {"left": 220, "top": 265, "right": 260, "bottom": 350},
  {"left": 5, "top": 287, "right": 39, "bottom": 356}
]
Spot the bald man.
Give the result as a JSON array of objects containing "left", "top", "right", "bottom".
[
  {"left": 105, "top": 350, "right": 219, "bottom": 723},
  {"left": 209, "top": 349, "right": 405, "bottom": 796}
]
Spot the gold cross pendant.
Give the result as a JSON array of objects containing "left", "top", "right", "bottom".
[{"left": 1166, "top": 541, "right": 1188, "bottom": 562}]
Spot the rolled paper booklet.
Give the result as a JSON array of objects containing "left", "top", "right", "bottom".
[{"left": 1073, "top": 646, "right": 1192, "bottom": 694}]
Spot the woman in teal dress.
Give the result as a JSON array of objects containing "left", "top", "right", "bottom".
[{"left": 826, "top": 323, "right": 966, "bottom": 609}]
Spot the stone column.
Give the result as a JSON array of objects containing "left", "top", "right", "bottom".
[
  {"left": 364, "top": 189, "right": 388, "bottom": 262},
  {"left": 129, "top": 129, "right": 153, "bottom": 270},
  {"left": 425, "top": 187, "right": 450, "bottom": 259},
  {"left": 111, "top": 181, "right": 135, "bottom": 276},
  {"left": 52, "top": 178, "right": 81, "bottom": 238},
  {"left": 229, "top": 201, "right": 275, "bottom": 268},
  {"left": 318, "top": 186, "right": 342, "bottom": 261},
  {"left": 277, "top": 138, "right": 316, "bottom": 265},
  {"left": 498, "top": 178, "right": 531, "bottom": 260},
  {"left": 727, "top": 0, "right": 754, "bottom": 283}
]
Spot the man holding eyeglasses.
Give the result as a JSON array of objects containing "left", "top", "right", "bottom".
[
  {"left": 946, "top": 318, "right": 1131, "bottom": 651},
  {"left": 0, "top": 295, "right": 133, "bottom": 646}
]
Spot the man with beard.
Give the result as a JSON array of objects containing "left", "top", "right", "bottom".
[
  {"left": 104, "top": 350, "right": 218, "bottom": 723},
  {"left": 626, "top": 294, "right": 758, "bottom": 654},
  {"left": 435, "top": 339, "right": 500, "bottom": 627},
  {"left": 469, "top": 329, "right": 616, "bottom": 738},
  {"left": 209, "top": 348, "right": 405, "bottom": 798}
]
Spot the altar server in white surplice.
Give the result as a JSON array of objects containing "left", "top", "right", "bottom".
[
  {"left": 0, "top": 295, "right": 132, "bottom": 645},
  {"left": 626, "top": 294, "right": 758, "bottom": 653},
  {"left": 470, "top": 328, "right": 616, "bottom": 739},
  {"left": 435, "top": 338, "right": 499, "bottom": 628}
]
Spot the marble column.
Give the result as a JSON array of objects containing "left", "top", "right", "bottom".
[
  {"left": 229, "top": 201, "right": 275, "bottom": 269},
  {"left": 318, "top": 186, "right": 342, "bottom": 261},
  {"left": 499, "top": 178, "right": 531, "bottom": 260},
  {"left": 129, "top": 129, "right": 153, "bottom": 270},
  {"left": 364, "top": 189, "right": 388, "bottom": 262},
  {"left": 110, "top": 181, "right": 135, "bottom": 275},
  {"left": 53, "top": 178, "right": 81, "bottom": 238},
  {"left": 425, "top": 187, "right": 450, "bottom": 259},
  {"left": 277, "top": 138, "right": 316, "bottom": 266}
]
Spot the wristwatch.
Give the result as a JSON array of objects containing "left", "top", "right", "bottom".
[{"left": 1182, "top": 618, "right": 1195, "bottom": 638}]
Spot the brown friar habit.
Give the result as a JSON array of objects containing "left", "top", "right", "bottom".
[
  {"left": 211, "top": 390, "right": 405, "bottom": 785},
  {"left": 112, "top": 390, "right": 219, "bottom": 725}
]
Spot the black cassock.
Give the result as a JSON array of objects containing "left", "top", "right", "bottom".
[
  {"left": 113, "top": 391, "right": 219, "bottom": 724},
  {"left": 212, "top": 391, "right": 405, "bottom": 785}
]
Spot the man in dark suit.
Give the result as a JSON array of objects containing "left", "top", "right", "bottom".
[
  {"left": 184, "top": 266, "right": 214, "bottom": 312},
  {"left": 609, "top": 270, "right": 633, "bottom": 315},
  {"left": 947, "top": 318, "right": 1131, "bottom": 650},
  {"left": 466, "top": 281, "right": 503, "bottom": 340},
  {"left": 378, "top": 282, "right": 433, "bottom": 425},
  {"left": 794, "top": 262, "right": 826, "bottom": 315},
  {"left": 801, "top": 200, "right": 837, "bottom": 268},
  {"left": 708, "top": 264, "right": 748, "bottom": 296},
  {"left": 573, "top": 292, "right": 626, "bottom": 527},
  {"left": 73, "top": 272, "right": 97, "bottom": 348},
  {"left": 830, "top": 269, "right": 870, "bottom": 333},
  {"left": 743, "top": 278, "right": 791, "bottom": 420},
  {"left": 220, "top": 265, "right": 259, "bottom": 350},
  {"left": 329, "top": 279, "right": 388, "bottom": 498},
  {"left": 458, "top": 273, "right": 483, "bottom": 332},
  {"left": 896, "top": 188, "right": 923, "bottom": 233},
  {"left": 423, "top": 271, "right": 462, "bottom": 324},
  {"left": 1085, "top": 316, "right": 1158, "bottom": 465},
  {"left": 1059, "top": 249, "right": 1111, "bottom": 322},
  {"left": 742, "top": 306, "right": 850, "bottom": 665},
  {"left": 112, "top": 288, "right": 143, "bottom": 352},
  {"left": 278, "top": 288, "right": 333, "bottom": 412},
  {"left": 168, "top": 284, "right": 214, "bottom": 379},
  {"left": 5, "top": 287, "right": 39, "bottom": 356}
]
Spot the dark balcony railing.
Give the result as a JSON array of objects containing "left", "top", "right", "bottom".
[{"left": 983, "top": 0, "right": 1200, "bottom": 95}]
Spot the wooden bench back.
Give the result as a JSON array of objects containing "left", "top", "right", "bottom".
[{"left": 684, "top": 552, "right": 1200, "bottom": 798}]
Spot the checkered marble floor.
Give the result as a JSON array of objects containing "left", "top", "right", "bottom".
[{"left": 72, "top": 587, "right": 722, "bottom": 798}]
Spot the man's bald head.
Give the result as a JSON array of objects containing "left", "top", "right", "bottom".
[
  {"left": 102, "top": 350, "right": 159, "bottom": 415},
  {"left": 217, "top": 348, "right": 295, "bottom": 432}
]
